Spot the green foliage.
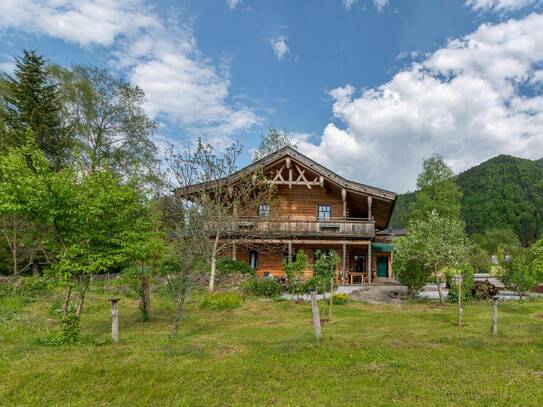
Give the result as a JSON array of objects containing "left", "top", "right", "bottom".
[
  {"left": 472, "top": 228, "right": 521, "bottom": 254},
  {"left": 243, "top": 277, "right": 284, "bottom": 298},
  {"left": 253, "top": 128, "right": 298, "bottom": 161},
  {"left": 468, "top": 245, "right": 492, "bottom": 273},
  {"left": 392, "top": 255, "right": 430, "bottom": 298},
  {"left": 410, "top": 154, "right": 462, "bottom": 222},
  {"left": 16, "top": 276, "right": 49, "bottom": 298},
  {"left": 447, "top": 264, "right": 474, "bottom": 304},
  {"left": 1, "top": 50, "right": 73, "bottom": 170},
  {"left": 200, "top": 292, "right": 244, "bottom": 310},
  {"left": 217, "top": 258, "right": 255, "bottom": 276},
  {"left": 60, "top": 309, "right": 80, "bottom": 344},
  {"left": 498, "top": 244, "right": 543, "bottom": 299},
  {"left": 283, "top": 250, "right": 309, "bottom": 296},
  {"left": 392, "top": 155, "right": 543, "bottom": 246},
  {"left": 311, "top": 250, "right": 340, "bottom": 292},
  {"left": 331, "top": 293, "right": 349, "bottom": 305}
]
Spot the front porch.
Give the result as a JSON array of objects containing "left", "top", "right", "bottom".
[{"left": 233, "top": 240, "right": 394, "bottom": 284}]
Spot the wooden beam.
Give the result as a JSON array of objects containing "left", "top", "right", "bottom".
[
  {"left": 367, "top": 243, "right": 372, "bottom": 284},
  {"left": 288, "top": 167, "right": 293, "bottom": 189},
  {"left": 341, "top": 188, "right": 347, "bottom": 219},
  {"left": 232, "top": 238, "right": 371, "bottom": 245},
  {"left": 288, "top": 241, "right": 293, "bottom": 263},
  {"left": 368, "top": 196, "right": 373, "bottom": 220}
]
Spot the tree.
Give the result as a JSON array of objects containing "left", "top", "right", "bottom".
[
  {"left": 410, "top": 154, "right": 462, "bottom": 222},
  {"left": 253, "top": 128, "right": 298, "bottom": 161},
  {"left": 400, "top": 211, "right": 470, "bottom": 304},
  {"left": 471, "top": 228, "right": 520, "bottom": 255},
  {"left": 283, "top": 249, "right": 309, "bottom": 298},
  {"left": 0, "top": 50, "right": 73, "bottom": 170},
  {"left": 51, "top": 65, "right": 158, "bottom": 179},
  {"left": 118, "top": 200, "right": 165, "bottom": 321},
  {"left": 167, "top": 139, "right": 276, "bottom": 292},
  {"left": 311, "top": 249, "right": 340, "bottom": 292},
  {"left": 0, "top": 146, "right": 152, "bottom": 322},
  {"left": 468, "top": 245, "right": 492, "bottom": 274},
  {"left": 393, "top": 237, "right": 431, "bottom": 299},
  {"left": 498, "top": 243, "right": 543, "bottom": 300}
]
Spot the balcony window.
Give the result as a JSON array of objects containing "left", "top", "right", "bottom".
[
  {"left": 249, "top": 250, "right": 258, "bottom": 269},
  {"left": 257, "top": 204, "right": 271, "bottom": 218},
  {"left": 317, "top": 204, "right": 331, "bottom": 220}
]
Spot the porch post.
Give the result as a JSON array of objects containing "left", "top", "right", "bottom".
[
  {"left": 232, "top": 243, "right": 237, "bottom": 260},
  {"left": 342, "top": 188, "right": 347, "bottom": 219},
  {"left": 367, "top": 196, "right": 373, "bottom": 220},
  {"left": 288, "top": 241, "right": 293, "bottom": 263},
  {"left": 342, "top": 243, "right": 347, "bottom": 284},
  {"left": 367, "top": 242, "right": 372, "bottom": 284}
]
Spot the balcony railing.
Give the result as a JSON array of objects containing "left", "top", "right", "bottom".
[{"left": 229, "top": 217, "right": 375, "bottom": 238}]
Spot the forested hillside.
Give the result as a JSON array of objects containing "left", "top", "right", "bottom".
[{"left": 390, "top": 155, "right": 543, "bottom": 245}]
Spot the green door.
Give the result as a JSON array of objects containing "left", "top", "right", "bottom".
[{"left": 377, "top": 256, "right": 388, "bottom": 278}]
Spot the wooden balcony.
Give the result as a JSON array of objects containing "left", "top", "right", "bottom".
[{"left": 230, "top": 217, "right": 375, "bottom": 238}]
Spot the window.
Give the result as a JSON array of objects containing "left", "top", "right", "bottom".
[
  {"left": 257, "top": 204, "right": 271, "bottom": 218},
  {"left": 317, "top": 204, "right": 331, "bottom": 220},
  {"left": 249, "top": 250, "right": 258, "bottom": 269}
]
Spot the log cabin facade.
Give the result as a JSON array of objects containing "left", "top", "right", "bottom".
[{"left": 181, "top": 147, "right": 397, "bottom": 284}]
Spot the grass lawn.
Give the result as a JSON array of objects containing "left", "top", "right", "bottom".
[{"left": 1, "top": 287, "right": 543, "bottom": 406}]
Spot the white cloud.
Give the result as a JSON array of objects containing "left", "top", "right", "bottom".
[
  {"left": 227, "top": 0, "right": 242, "bottom": 10},
  {"left": 270, "top": 36, "right": 289, "bottom": 60},
  {"left": 466, "top": 0, "right": 539, "bottom": 12},
  {"left": 299, "top": 13, "right": 543, "bottom": 193},
  {"left": 343, "top": 0, "right": 389, "bottom": 11},
  {"left": 342, "top": 0, "right": 357, "bottom": 10},
  {"left": 0, "top": 1, "right": 259, "bottom": 137},
  {"left": 373, "top": 0, "right": 389, "bottom": 11}
]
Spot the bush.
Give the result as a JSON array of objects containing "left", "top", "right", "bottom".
[
  {"left": 17, "top": 276, "right": 49, "bottom": 298},
  {"left": 472, "top": 280, "right": 499, "bottom": 300},
  {"left": 243, "top": 277, "right": 283, "bottom": 298},
  {"left": 61, "top": 310, "right": 80, "bottom": 343},
  {"left": 332, "top": 293, "right": 349, "bottom": 305},
  {"left": 201, "top": 292, "right": 244, "bottom": 310},
  {"left": 217, "top": 258, "right": 255, "bottom": 276},
  {"left": 447, "top": 264, "right": 474, "bottom": 304}
]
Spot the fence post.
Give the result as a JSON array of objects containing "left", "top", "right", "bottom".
[
  {"left": 309, "top": 289, "right": 321, "bottom": 341},
  {"left": 456, "top": 274, "right": 463, "bottom": 327},
  {"left": 110, "top": 298, "right": 120, "bottom": 343},
  {"left": 492, "top": 296, "right": 498, "bottom": 336}
]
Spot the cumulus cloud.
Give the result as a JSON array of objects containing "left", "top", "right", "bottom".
[
  {"left": 466, "top": 0, "right": 539, "bottom": 12},
  {"left": 299, "top": 13, "right": 543, "bottom": 193},
  {"left": 270, "top": 36, "right": 289, "bottom": 60},
  {"left": 343, "top": 0, "right": 389, "bottom": 11},
  {"left": 227, "top": 0, "right": 241, "bottom": 10},
  {"left": 0, "top": 0, "right": 259, "bottom": 136}
]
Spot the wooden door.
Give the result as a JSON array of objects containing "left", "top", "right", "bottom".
[{"left": 377, "top": 256, "right": 388, "bottom": 278}]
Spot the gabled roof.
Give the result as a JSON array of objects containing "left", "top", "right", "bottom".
[
  {"left": 245, "top": 146, "right": 396, "bottom": 201},
  {"left": 177, "top": 146, "right": 396, "bottom": 202}
]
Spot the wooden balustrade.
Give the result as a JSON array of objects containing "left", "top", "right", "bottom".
[{"left": 229, "top": 217, "right": 375, "bottom": 237}]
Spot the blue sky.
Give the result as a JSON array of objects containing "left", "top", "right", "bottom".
[{"left": 1, "top": 0, "right": 543, "bottom": 192}]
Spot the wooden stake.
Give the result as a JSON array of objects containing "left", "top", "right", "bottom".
[
  {"left": 110, "top": 298, "right": 120, "bottom": 343},
  {"left": 328, "top": 277, "right": 334, "bottom": 321},
  {"left": 492, "top": 297, "right": 498, "bottom": 336},
  {"left": 309, "top": 289, "right": 321, "bottom": 341},
  {"left": 456, "top": 274, "right": 463, "bottom": 327}
]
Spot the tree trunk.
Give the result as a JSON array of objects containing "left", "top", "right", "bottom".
[
  {"left": 12, "top": 215, "right": 18, "bottom": 276},
  {"left": 434, "top": 267, "right": 444, "bottom": 305},
  {"left": 61, "top": 285, "right": 72, "bottom": 315},
  {"left": 171, "top": 286, "right": 188, "bottom": 338},
  {"left": 32, "top": 260, "right": 39, "bottom": 276},
  {"left": 75, "top": 276, "right": 91, "bottom": 317},
  {"left": 140, "top": 264, "right": 151, "bottom": 321},
  {"left": 208, "top": 232, "right": 220, "bottom": 292}
]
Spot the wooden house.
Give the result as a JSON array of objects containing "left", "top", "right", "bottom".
[{"left": 180, "top": 147, "right": 397, "bottom": 284}]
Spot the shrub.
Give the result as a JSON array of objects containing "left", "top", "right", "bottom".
[
  {"left": 447, "top": 264, "right": 474, "bottom": 304},
  {"left": 61, "top": 310, "right": 80, "bottom": 343},
  {"left": 332, "top": 293, "right": 349, "bottom": 305},
  {"left": 217, "top": 258, "right": 255, "bottom": 276},
  {"left": 17, "top": 276, "right": 49, "bottom": 298},
  {"left": 472, "top": 280, "right": 499, "bottom": 300},
  {"left": 243, "top": 277, "right": 283, "bottom": 298},
  {"left": 201, "top": 292, "right": 244, "bottom": 310}
]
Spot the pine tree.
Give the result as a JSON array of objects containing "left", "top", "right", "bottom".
[{"left": 0, "top": 50, "right": 73, "bottom": 170}]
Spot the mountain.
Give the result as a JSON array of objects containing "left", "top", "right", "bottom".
[{"left": 390, "top": 155, "right": 543, "bottom": 245}]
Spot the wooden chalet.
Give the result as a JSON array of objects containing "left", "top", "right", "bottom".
[{"left": 180, "top": 147, "right": 397, "bottom": 284}]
